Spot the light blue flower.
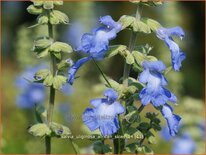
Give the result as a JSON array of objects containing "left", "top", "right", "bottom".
[
  {"left": 156, "top": 26, "right": 186, "bottom": 71},
  {"left": 172, "top": 133, "right": 195, "bottom": 154},
  {"left": 15, "top": 65, "right": 46, "bottom": 109},
  {"left": 67, "top": 56, "right": 92, "bottom": 84},
  {"left": 198, "top": 121, "right": 205, "bottom": 139},
  {"left": 82, "top": 88, "right": 125, "bottom": 136},
  {"left": 161, "top": 104, "right": 181, "bottom": 136},
  {"left": 160, "top": 126, "right": 173, "bottom": 141},
  {"left": 68, "top": 15, "right": 121, "bottom": 85},
  {"left": 16, "top": 84, "right": 45, "bottom": 109},
  {"left": 138, "top": 61, "right": 177, "bottom": 107}
]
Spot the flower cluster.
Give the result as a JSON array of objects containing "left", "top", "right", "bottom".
[
  {"left": 67, "top": 15, "right": 122, "bottom": 84},
  {"left": 82, "top": 88, "right": 125, "bottom": 136}
]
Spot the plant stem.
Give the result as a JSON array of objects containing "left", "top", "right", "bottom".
[
  {"left": 138, "top": 104, "right": 144, "bottom": 113},
  {"left": 69, "top": 139, "right": 80, "bottom": 154},
  {"left": 92, "top": 58, "right": 112, "bottom": 88},
  {"left": 45, "top": 11, "right": 56, "bottom": 154}
]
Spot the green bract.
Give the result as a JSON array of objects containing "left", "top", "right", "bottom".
[
  {"left": 119, "top": 15, "right": 161, "bottom": 33},
  {"left": 130, "top": 0, "right": 163, "bottom": 7},
  {"left": 28, "top": 123, "right": 51, "bottom": 137}
]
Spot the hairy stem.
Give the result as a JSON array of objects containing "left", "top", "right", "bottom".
[{"left": 45, "top": 11, "right": 56, "bottom": 154}]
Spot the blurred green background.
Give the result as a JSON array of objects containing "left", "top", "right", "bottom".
[{"left": 1, "top": 1, "right": 205, "bottom": 154}]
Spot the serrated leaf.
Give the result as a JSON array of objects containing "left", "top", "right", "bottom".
[
  {"left": 141, "top": 18, "right": 162, "bottom": 32},
  {"left": 43, "top": 74, "right": 53, "bottom": 86},
  {"left": 28, "top": 123, "right": 51, "bottom": 137},
  {"left": 27, "top": 5, "right": 43, "bottom": 15},
  {"left": 132, "top": 20, "right": 151, "bottom": 33},
  {"left": 53, "top": 75, "right": 67, "bottom": 90},
  {"left": 124, "top": 127, "right": 143, "bottom": 140},
  {"left": 43, "top": 1, "right": 54, "bottom": 9},
  {"left": 93, "top": 141, "right": 112, "bottom": 154},
  {"left": 50, "top": 122, "right": 71, "bottom": 138},
  {"left": 125, "top": 143, "right": 139, "bottom": 153},
  {"left": 50, "top": 42, "right": 73, "bottom": 53},
  {"left": 124, "top": 110, "right": 139, "bottom": 123},
  {"left": 105, "top": 45, "right": 127, "bottom": 58}
]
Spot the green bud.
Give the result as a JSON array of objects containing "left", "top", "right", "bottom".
[
  {"left": 141, "top": 18, "right": 162, "bottom": 32},
  {"left": 119, "top": 49, "right": 135, "bottom": 65},
  {"left": 105, "top": 45, "right": 127, "bottom": 58},
  {"left": 52, "top": 10, "right": 69, "bottom": 24},
  {"left": 50, "top": 122, "right": 71, "bottom": 138},
  {"left": 53, "top": 0, "right": 63, "bottom": 5},
  {"left": 28, "top": 123, "right": 51, "bottom": 137},
  {"left": 132, "top": 20, "right": 151, "bottom": 33},
  {"left": 34, "top": 69, "right": 50, "bottom": 80},
  {"left": 43, "top": 1, "right": 54, "bottom": 10},
  {"left": 27, "top": 5, "right": 43, "bottom": 15},
  {"left": 38, "top": 14, "right": 49, "bottom": 24},
  {"left": 50, "top": 42, "right": 73, "bottom": 53}
]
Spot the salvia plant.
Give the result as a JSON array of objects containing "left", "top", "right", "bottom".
[{"left": 23, "top": 0, "right": 186, "bottom": 154}]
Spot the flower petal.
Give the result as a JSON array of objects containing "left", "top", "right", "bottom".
[
  {"left": 104, "top": 88, "right": 118, "bottom": 103},
  {"left": 67, "top": 56, "right": 92, "bottom": 85},
  {"left": 82, "top": 108, "right": 99, "bottom": 131}
]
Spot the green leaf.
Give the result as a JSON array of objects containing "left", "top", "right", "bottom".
[
  {"left": 50, "top": 42, "right": 73, "bottom": 53},
  {"left": 124, "top": 106, "right": 140, "bottom": 123},
  {"left": 53, "top": 75, "right": 67, "bottom": 90},
  {"left": 53, "top": 52, "right": 61, "bottom": 59},
  {"left": 141, "top": 18, "right": 162, "bottom": 32},
  {"left": 43, "top": 74, "right": 54, "bottom": 86},
  {"left": 50, "top": 122, "right": 71, "bottom": 138},
  {"left": 130, "top": 0, "right": 163, "bottom": 7},
  {"left": 142, "top": 145, "right": 154, "bottom": 154},
  {"left": 118, "top": 15, "right": 135, "bottom": 30},
  {"left": 124, "top": 127, "right": 143, "bottom": 140},
  {"left": 148, "top": 136, "right": 156, "bottom": 144},
  {"left": 106, "top": 78, "right": 123, "bottom": 95},
  {"left": 164, "top": 66, "right": 173, "bottom": 75},
  {"left": 43, "top": 1, "right": 54, "bottom": 9},
  {"left": 28, "top": 123, "right": 51, "bottom": 137},
  {"left": 105, "top": 45, "right": 127, "bottom": 58},
  {"left": 93, "top": 141, "right": 112, "bottom": 154},
  {"left": 34, "top": 69, "right": 50, "bottom": 80},
  {"left": 132, "top": 50, "right": 158, "bottom": 66},
  {"left": 36, "top": 48, "right": 49, "bottom": 58},
  {"left": 125, "top": 143, "right": 139, "bottom": 153},
  {"left": 119, "top": 49, "right": 134, "bottom": 64},
  {"left": 132, "top": 20, "right": 151, "bottom": 33},
  {"left": 34, "top": 37, "right": 52, "bottom": 50},
  {"left": 27, "top": 5, "right": 43, "bottom": 15},
  {"left": 37, "top": 14, "right": 49, "bottom": 24}
]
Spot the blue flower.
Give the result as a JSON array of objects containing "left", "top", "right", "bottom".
[
  {"left": 156, "top": 26, "right": 186, "bottom": 71},
  {"left": 68, "top": 15, "right": 121, "bottom": 85},
  {"left": 172, "top": 133, "right": 195, "bottom": 154},
  {"left": 161, "top": 104, "right": 181, "bottom": 136},
  {"left": 78, "top": 15, "right": 121, "bottom": 59},
  {"left": 82, "top": 88, "right": 125, "bottom": 136},
  {"left": 15, "top": 65, "right": 46, "bottom": 109},
  {"left": 160, "top": 126, "right": 173, "bottom": 141},
  {"left": 67, "top": 56, "right": 92, "bottom": 84},
  {"left": 198, "top": 121, "right": 205, "bottom": 139},
  {"left": 138, "top": 61, "right": 177, "bottom": 107},
  {"left": 16, "top": 83, "right": 45, "bottom": 109}
]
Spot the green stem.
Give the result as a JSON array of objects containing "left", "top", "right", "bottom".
[
  {"left": 92, "top": 58, "right": 112, "bottom": 87},
  {"left": 138, "top": 104, "right": 144, "bottom": 113},
  {"left": 69, "top": 139, "right": 80, "bottom": 154},
  {"left": 45, "top": 10, "right": 56, "bottom": 154}
]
